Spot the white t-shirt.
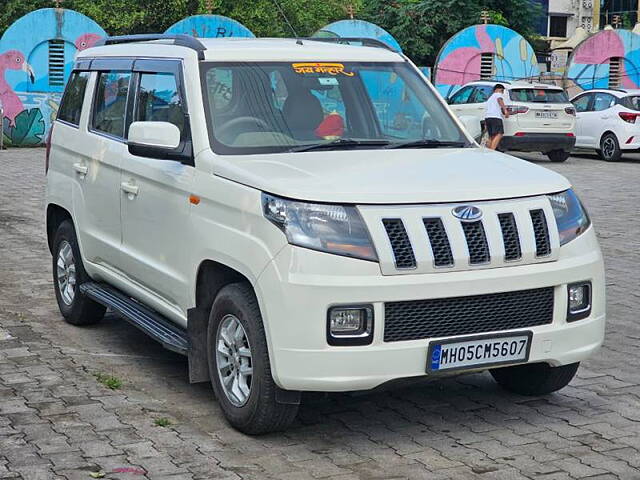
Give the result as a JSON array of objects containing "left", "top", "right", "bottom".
[{"left": 485, "top": 92, "right": 505, "bottom": 119}]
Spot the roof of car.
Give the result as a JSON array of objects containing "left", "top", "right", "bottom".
[
  {"left": 463, "top": 80, "right": 563, "bottom": 90},
  {"left": 79, "top": 37, "right": 404, "bottom": 63},
  {"left": 574, "top": 88, "right": 640, "bottom": 96}
]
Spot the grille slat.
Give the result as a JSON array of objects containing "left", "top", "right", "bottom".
[
  {"left": 382, "top": 219, "right": 416, "bottom": 269},
  {"left": 461, "top": 220, "right": 490, "bottom": 264},
  {"left": 530, "top": 209, "right": 551, "bottom": 257},
  {"left": 383, "top": 287, "right": 554, "bottom": 342},
  {"left": 423, "top": 218, "right": 454, "bottom": 267},
  {"left": 498, "top": 213, "right": 522, "bottom": 261}
]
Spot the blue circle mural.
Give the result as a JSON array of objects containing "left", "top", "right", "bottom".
[
  {"left": 314, "top": 20, "right": 402, "bottom": 52},
  {"left": 165, "top": 15, "right": 254, "bottom": 38},
  {"left": 0, "top": 8, "right": 106, "bottom": 146}
]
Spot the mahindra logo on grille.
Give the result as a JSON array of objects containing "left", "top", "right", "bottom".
[{"left": 452, "top": 205, "right": 482, "bottom": 222}]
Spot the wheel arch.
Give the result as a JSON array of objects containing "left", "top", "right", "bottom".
[
  {"left": 188, "top": 259, "right": 257, "bottom": 384},
  {"left": 599, "top": 130, "right": 617, "bottom": 145},
  {"left": 46, "top": 203, "right": 72, "bottom": 255}
]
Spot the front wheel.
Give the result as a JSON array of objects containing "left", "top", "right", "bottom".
[
  {"left": 207, "top": 283, "right": 298, "bottom": 434},
  {"left": 599, "top": 133, "right": 622, "bottom": 162},
  {"left": 491, "top": 362, "right": 579, "bottom": 395},
  {"left": 546, "top": 149, "right": 570, "bottom": 162}
]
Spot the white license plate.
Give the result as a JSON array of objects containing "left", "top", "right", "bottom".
[
  {"left": 427, "top": 332, "right": 532, "bottom": 373},
  {"left": 535, "top": 111, "right": 558, "bottom": 119}
]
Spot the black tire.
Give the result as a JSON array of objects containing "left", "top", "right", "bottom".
[
  {"left": 546, "top": 149, "right": 570, "bottom": 162},
  {"left": 52, "top": 220, "right": 106, "bottom": 325},
  {"left": 598, "top": 133, "right": 622, "bottom": 162},
  {"left": 491, "top": 362, "right": 579, "bottom": 396},
  {"left": 207, "top": 283, "right": 298, "bottom": 434}
]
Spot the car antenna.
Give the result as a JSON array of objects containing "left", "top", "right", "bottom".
[{"left": 269, "top": 0, "right": 298, "bottom": 38}]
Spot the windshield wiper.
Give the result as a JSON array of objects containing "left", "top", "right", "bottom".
[
  {"left": 386, "top": 139, "right": 469, "bottom": 149},
  {"left": 290, "top": 138, "right": 392, "bottom": 153}
]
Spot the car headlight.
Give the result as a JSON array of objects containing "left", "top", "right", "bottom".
[
  {"left": 547, "top": 189, "right": 591, "bottom": 246},
  {"left": 262, "top": 193, "right": 378, "bottom": 261}
]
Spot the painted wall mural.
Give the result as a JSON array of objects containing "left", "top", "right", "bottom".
[
  {"left": 314, "top": 19, "right": 403, "bottom": 52},
  {"left": 433, "top": 24, "right": 540, "bottom": 99},
  {"left": 165, "top": 15, "right": 254, "bottom": 38},
  {"left": 0, "top": 8, "right": 106, "bottom": 146},
  {"left": 566, "top": 29, "right": 640, "bottom": 90}
]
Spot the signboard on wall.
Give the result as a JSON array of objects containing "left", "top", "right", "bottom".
[{"left": 550, "top": 50, "right": 569, "bottom": 73}]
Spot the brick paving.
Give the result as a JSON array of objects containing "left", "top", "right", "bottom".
[{"left": 1, "top": 148, "right": 639, "bottom": 479}]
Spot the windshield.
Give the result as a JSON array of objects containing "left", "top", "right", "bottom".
[
  {"left": 509, "top": 88, "right": 569, "bottom": 103},
  {"left": 201, "top": 61, "right": 468, "bottom": 154}
]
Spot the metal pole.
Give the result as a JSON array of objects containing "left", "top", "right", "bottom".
[{"left": 0, "top": 107, "right": 3, "bottom": 151}]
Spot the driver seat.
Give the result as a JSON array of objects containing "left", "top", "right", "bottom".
[{"left": 282, "top": 90, "right": 324, "bottom": 140}]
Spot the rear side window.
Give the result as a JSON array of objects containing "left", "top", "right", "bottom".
[
  {"left": 57, "top": 71, "right": 90, "bottom": 126},
  {"left": 92, "top": 71, "right": 132, "bottom": 139},
  {"left": 509, "top": 88, "right": 569, "bottom": 103},
  {"left": 592, "top": 93, "right": 616, "bottom": 111},
  {"left": 135, "top": 72, "right": 184, "bottom": 133},
  {"left": 621, "top": 95, "right": 640, "bottom": 110}
]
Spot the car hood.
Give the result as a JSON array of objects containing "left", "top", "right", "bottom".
[{"left": 212, "top": 147, "right": 571, "bottom": 204}]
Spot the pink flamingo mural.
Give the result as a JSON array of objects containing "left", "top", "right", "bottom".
[
  {"left": 436, "top": 25, "right": 495, "bottom": 87},
  {"left": 572, "top": 30, "right": 638, "bottom": 89},
  {"left": 0, "top": 50, "right": 35, "bottom": 126},
  {"left": 75, "top": 33, "right": 102, "bottom": 51}
]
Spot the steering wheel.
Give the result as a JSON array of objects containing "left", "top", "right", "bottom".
[{"left": 216, "top": 116, "right": 270, "bottom": 143}]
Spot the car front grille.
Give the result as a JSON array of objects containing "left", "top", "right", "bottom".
[
  {"left": 365, "top": 196, "right": 558, "bottom": 275},
  {"left": 383, "top": 287, "right": 554, "bottom": 342}
]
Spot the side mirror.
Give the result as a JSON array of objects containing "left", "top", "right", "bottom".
[{"left": 128, "top": 121, "right": 182, "bottom": 159}]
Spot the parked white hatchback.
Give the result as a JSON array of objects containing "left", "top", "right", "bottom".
[
  {"left": 571, "top": 88, "right": 640, "bottom": 161},
  {"left": 46, "top": 35, "right": 605, "bottom": 434},
  {"left": 447, "top": 81, "right": 576, "bottom": 162}
]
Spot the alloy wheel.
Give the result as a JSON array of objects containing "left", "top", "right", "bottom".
[
  {"left": 56, "top": 240, "right": 76, "bottom": 306},
  {"left": 216, "top": 314, "right": 253, "bottom": 407}
]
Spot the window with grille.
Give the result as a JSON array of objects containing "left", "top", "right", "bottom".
[
  {"left": 480, "top": 53, "right": 494, "bottom": 79},
  {"left": 549, "top": 15, "right": 568, "bottom": 37},
  {"left": 48, "top": 39, "right": 65, "bottom": 87},
  {"left": 609, "top": 57, "right": 622, "bottom": 88}
]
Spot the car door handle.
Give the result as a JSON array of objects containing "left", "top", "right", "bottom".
[
  {"left": 121, "top": 181, "right": 139, "bottom": 196},
  {"left": 600, "top": 115, "right": 609, "bottom": 119},
  {"left": 72, "top": 163, "right": 88, "bottom": 175}
]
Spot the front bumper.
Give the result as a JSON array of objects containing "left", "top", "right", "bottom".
[
  {"left": 500, "top": 133, "right": 576, "bottom": 153},
  {"left": 255, "top": 228, "right": 605, "bottom": 392}
]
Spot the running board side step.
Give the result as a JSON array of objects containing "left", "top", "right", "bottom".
[{"left": 80, "top": 282, "right": 189, "bottom": 356}]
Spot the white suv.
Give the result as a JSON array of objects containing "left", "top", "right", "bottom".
[
  {"left": 571, "top": 88, "right": 640, "bottom": 161},
  {"left": 448, "top": 81, "right": 577, "bottom": 162},
  {"left": 46, "top": 35, "right": 605, "bottom": 434}
]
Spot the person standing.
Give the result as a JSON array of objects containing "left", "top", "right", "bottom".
[{"left": 484, "top": 84, "right": 509, "bottom": 150}]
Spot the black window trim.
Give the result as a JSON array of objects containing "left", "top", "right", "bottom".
[
  {"left": 56, "top": 70, "right": 91, "bottom": 129},
  {"left": 89, "top": 69, "right": 134, "bottom": 144}
]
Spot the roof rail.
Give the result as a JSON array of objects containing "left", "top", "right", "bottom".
[
  {"left": 303, "top": 37, "right": 397, "bottom": 52},
  {"left": 94, "top": 34, "right": 206, "bottom": 60}
]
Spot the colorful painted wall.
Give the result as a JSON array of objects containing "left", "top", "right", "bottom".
[
  {"left": 433, "top": 24, "right": 540, "bottom": 99},
  {"left": 566, "top": 29, "right": 640, "bottom": 90},
  {"left": 164, "top": 15, "right": 254, "bottom": 38},
  {"left": 0, "top": 8, "right": 106, "bottom": 146},
  {"left": 314, "top": 19, "right": 402, "bottom": 52}
]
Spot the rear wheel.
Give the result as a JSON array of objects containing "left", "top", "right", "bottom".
[
  {"left": 599, "top": 133, "right": 622, "bottom": 162},
  {"left": 207, "top": 283, "right": 298, "bottom": 434},
  {"left": 491, "top": 362, "right": 579, "bottom": 395},
  {"left": 52, "top": 220, "right": 106, "bottom": 325},
  {"left": 546, "top": 149, "right": 570, "bottom": 162}
]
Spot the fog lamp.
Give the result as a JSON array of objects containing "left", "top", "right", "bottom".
[
  {"left": 327, "top": 305, "right": 373, "bottom": 346},
  {"left": 567, "top": 282, "right": 591, "bottom": 322}
]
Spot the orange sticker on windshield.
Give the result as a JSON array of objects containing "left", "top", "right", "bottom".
[{"left": 292, "top": 62, "right": 354, "bottom": 76}]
